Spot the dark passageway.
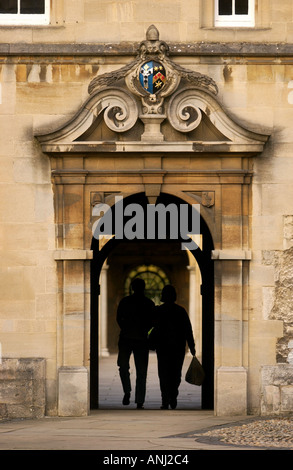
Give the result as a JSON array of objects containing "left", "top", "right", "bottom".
[{"left": 90, "top": 193, "right": 214, "bottom": 410}]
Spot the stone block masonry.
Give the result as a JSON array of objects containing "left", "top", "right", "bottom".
[
  {"left": 0, "top": 358, "right": 45, "bottom": 419},
  {"left": 261, "top": 365, "right": 293, "bottom": 415}
]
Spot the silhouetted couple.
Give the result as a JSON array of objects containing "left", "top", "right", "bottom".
[{"left": 116, "top": 278, "right": 195, "bottom": 410}]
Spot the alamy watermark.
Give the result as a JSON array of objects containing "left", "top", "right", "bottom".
[{"left": 92, "top": 196, "right": 200, "bottom": 250}]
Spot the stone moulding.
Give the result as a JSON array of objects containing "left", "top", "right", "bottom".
[
  {"left": 36, "top": 83, "right": 269, "bottom": 155},
  {"left": 37, "top": 87, "right": 139, "bottom": 144},
  {"left": 212, "top": 250, "right": 252, "bottom": 260},
  {"left": 99, "top": 89, "right": 139, "bottom": 133},
  {"left": 166, "top": 86, "right": 268, "bottom": 145},
  {"left": 168, "top": 89, "right": 203, "bottom": 133},
  {"left": 2, "top": 42, "right": 293, "bottom": 58},
  {"left": 36, "top": 99, "right": 269, "bottom": 157},
  {"left": 54, "top": 250, "right": 93, "bottom": 260}
]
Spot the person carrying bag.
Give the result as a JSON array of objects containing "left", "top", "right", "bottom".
[{"left": 154, "top": 285, "right": 196, "bottom": 410}]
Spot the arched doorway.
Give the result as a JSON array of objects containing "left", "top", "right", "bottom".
[
  {"left": 90, "top": 192, "right": 214, "bottom": 410},
  {"left": 36, "top": 26, "right": 269, "bottom": 416}
]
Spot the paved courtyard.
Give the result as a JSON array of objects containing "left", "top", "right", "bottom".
[
  {"left": 0, "top": 354, "right": 292, "bottom": 453},
  {"left": 98, "top": 352, "right": 201, "bottom": 410}
]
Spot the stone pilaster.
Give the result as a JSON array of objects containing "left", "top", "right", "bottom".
[{"left": 213, "top": 250, "right": 251, "bottom": 415}]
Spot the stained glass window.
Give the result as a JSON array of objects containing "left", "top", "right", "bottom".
[{"left": 125, "top": 265, "right": 170, "bottom": 305}]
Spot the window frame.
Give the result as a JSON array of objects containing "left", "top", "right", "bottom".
[
  {"left": 214, "top": 0, "right": 255, "bottom": 27},
  {"left": 0, "top": 0, "right": 50, "bottom": 26}
]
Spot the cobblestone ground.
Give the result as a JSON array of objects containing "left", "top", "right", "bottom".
[{"left": 195, "top": 415, "right": 293, "bottom": 449}]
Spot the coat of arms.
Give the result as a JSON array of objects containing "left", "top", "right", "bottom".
[
  {"left": 139, "top": 61, "right": 166, "bottom": 94},
  {"left": 88, "top": 24, "right": 218, "bottom": 118}
]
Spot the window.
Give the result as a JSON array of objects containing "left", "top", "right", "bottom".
[
  {"left": 125, "top": 265, "right": 170, "bottom": 305},
  {"left": 215, "top": 0, "right": 254, "bottom": 27},
  {"left": 0, "top": 0, "right": 50, "bottom": 25}
]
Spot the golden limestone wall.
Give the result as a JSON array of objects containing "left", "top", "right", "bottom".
[
  {"left": 0, "top": 59, "right": 99, "bottom": 417},
  {"left": 0, "top": 1, "right": 293, "bottom": 417},
  {"left": 0, "top": 0, "right": 292, "bottom": 44}
]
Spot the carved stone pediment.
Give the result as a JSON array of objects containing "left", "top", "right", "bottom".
[
  {"left": 88, "top": 25, "right": 218, "bottom": 101},
  {"left": 36, "top": 25, "right": 269, "bottom": 155}
]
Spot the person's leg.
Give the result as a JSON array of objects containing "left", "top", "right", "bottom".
[
  {"left": 156, "top": 350, "right": 170, "bottom": 409},
  {"left": 117, "top": 338, "right": 132, "bottom": 404},
  {"left": 133, "top": 343, "right": 149, "bottom": 407},
  {"left": 169, "top": 350, "right": 185, "bottom": 409}
]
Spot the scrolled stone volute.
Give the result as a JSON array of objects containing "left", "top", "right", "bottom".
[
  {"left": 99, "top": 88, "right": 139, "bottom": 132},
  {"left": 167, "top": 88, "right": 203, "bottom": 132}
]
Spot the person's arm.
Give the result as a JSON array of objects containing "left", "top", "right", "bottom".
[
  {"left": 184, "top": 310, "right": 196, "bottom": 356},
  {"left": 148, "top": 300, "right": 156, "bottom": 328},
  {"left": 116, "top": 299, "right": 126, "bottom": 329}
]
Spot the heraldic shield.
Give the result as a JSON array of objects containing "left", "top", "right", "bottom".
[{"left": 139, "top": 61, "right": 166, "bottom": 94}]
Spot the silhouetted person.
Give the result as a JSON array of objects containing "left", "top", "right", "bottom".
[
  {"left": 155, "top": 285, "right": 195, "bottom": 410},
  {"left": 116, "top": 278, "right": 155, "bottom": 409}
]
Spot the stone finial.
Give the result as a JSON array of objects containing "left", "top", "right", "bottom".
[
  {"left": 146, "top": 25, "right": 159, "bottom": 41},
  {"left": 138, "top": 25, "right": 169, "bottom": 61}
]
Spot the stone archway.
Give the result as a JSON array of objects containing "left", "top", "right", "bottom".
[
  {"left": 36, "top": 26, "right": 269, "bottom": 416},
  {"left": 89, "top": 191, "right": 214, "bottom": 410}
]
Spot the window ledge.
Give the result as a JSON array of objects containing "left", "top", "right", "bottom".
[
  {"left": 0, "top": 24, "right": 65, "bottom": 29},
  {"left": 201, "top": 27, "right": 271, "bottom": 31}
]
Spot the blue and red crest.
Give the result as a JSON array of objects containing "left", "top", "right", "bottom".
[{"left": 139, "top": 61, "right": 166, "bottom": 94}]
